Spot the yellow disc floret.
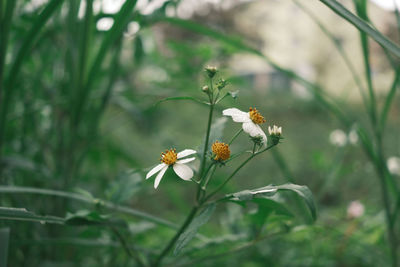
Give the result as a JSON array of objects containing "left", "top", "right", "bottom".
[
  {"left": 249, "top": 107, "right": 266, "bottom": 124},
  {"left": 212, "top": 141, "right": 230, "bottom": 161},
  {"left": 161, "top": 148, "right": 178, "bottom": 165}
]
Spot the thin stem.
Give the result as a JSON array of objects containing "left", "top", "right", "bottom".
[
  {"left": 228, "top": 128, "right": 243, "bottom": 145},
  {"left": 111, "top": 227, "right": 146, "bottom": 267},
  {"left": 203, "top": 155, "right": 254, "bottom": 203},
  {"left": 204, "top": 142, "right": 277, "bottom": 202},
  {"left": 153, "top": 207, "right": 199, "bottom": 267},
  {"left": 202, "top": 164, "right": 217, "bottom": 191}
]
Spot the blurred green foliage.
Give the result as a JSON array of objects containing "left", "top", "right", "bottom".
[{"left": 0, "top": 0, "right": 400, "bottom": 266}]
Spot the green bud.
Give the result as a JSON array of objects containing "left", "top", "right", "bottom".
[
  {"left": 216, "top": 78, "right": 228, "bottom": 90},
  {"left": 202, "top": 85, "right": 209, "bottom": 92},
  {"left": 205, "top": 66, "right": 218, "bottom": 78}
]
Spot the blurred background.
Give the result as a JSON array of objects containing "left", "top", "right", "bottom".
[{"left": 0, "top": 0, "right": 400, "bottom": 266}]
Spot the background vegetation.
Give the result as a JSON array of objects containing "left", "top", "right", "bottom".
[{"left": 0, "top": 0, "right": 400, "bottom": 266}]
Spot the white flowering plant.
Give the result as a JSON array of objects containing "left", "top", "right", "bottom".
[{"left": 141, "top": 66, "right": 316, "bottom": 266}]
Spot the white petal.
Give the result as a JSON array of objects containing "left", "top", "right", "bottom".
[
  {"left": 176, "top": 157, "right": 195, "bottom": 164},
  {"left": 154, "top": 165, "right": 168, "bottom": 189},
  {"left": 222, "top": 108, "right": 251, "bottom": 123},
  {"left": 243, "top": 122, "right": 268, "bottom": 144},
  {"left": 256, "top": 124, "right": 268, "bottom": 144},
  {"left": 177, "top": 149, "right": 197, "bottom": 159},
  {"left": 173, "top": 163, "right": 194, "bottom": 181},
  {"left": 146, "top": 163, "right": 166, "bottom": 179}
]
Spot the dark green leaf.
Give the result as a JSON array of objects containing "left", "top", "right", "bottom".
[
  {"left": 65, "top": 210, "right": 126, "bottom": 227},
  {"left": 174, "top": 203, "right": 216, "bottom": 255},
  {"left": 0, "top": 228, "right": 10, "bottom": 267}
]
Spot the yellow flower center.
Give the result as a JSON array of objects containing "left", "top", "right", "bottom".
[
  {"left": 161, "top": 149, "right": 177, "bottom": 165},
  {"left": 212, "top": 141, "right": 230, "bottom": 161},
  {"left": 249, "top": 107, "right": 266, "bottom": 124}
]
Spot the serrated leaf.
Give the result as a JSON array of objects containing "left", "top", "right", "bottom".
[{"left": 174, "top": 203, "right": 216, "bottom": 255}]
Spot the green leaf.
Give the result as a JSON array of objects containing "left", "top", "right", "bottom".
[
  {"left": 0, "top": 186, "right": 178, "bottom": 230},
  {"left": 0, "top": 228, "right": 10, "bottom": 267},
  {"left": 226, "top": 183, "right": 317, "bottom": 221},
  {"left": 154, "top": 96, "right": 208, "bottom": 106},
  {"left": 174, "top": 203, "right": 216, "bottom": 255},
  {"left": 65, "top": 210, "right": 126, "bottom": 227},
  {"left": 0, "top": 207, "right": 64, "bottom": 224},
  {"left": 319, "top": 0, "right": 400, "bottom": 58}
]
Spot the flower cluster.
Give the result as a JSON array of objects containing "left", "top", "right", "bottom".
[{"left": 145, "top": 66, "right": 282, "bottom": 189}]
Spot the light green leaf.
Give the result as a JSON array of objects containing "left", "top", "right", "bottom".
[
  {"left": 226, "top": 183, "right": 317, "bottom": 221},
  {"left": 174, "top": 203, "right": 216, "bottom": 255}
]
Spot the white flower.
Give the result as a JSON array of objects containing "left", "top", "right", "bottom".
[
  {"left": 223, "top": 107, "right": 267, "bottom": 144},
  {"left": 146, "top": 149, "right": 196, "bottom": 189},
  {"left": 387, "top": 157, "right": 400, "bottom": 176},
  {"left": 329, "top": 129, "right": 347, "bottom": 147}
]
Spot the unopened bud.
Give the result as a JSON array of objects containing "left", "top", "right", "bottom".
[
  {"left": 216, "top": 78, "right": 228, "bottom": 90},
  {"left": 205, "top": 66, "right": 218, "bottom": 78},
  {"left": 202, "top": 85, "right": 209, "bottom": 93}
]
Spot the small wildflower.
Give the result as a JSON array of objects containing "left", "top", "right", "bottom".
[
  {"left": 268, "top": 125, "right": 282, "bottom": 145},
  {"left": 223, "top": 107, "right": 267, "bottom": 145},
  {"left": 347, "top": 200, "right": 364, "bottom": 219},
  {"left": 387, "top": 157, "right": 400, "bottom": 176},
  {"left": 329, "top": 129, "right": 347, "bottom": 147},
  {"left": 146, "top": 149, "right": 196, "bottom": 189},
  {"left": 348, "top": 129, "right": 359, "bottom": 145},
  {"left": 205, "top": 66, "right": 218, "bottom": 78},
  {"left": 202, "top": 85, "right": 209, "bottom": 93},
  {"left": 212, "top": 141, "right": 230, "bottom": 161},
  {"left": 268, "top": 125, "right": 282, "bottom": 136}
]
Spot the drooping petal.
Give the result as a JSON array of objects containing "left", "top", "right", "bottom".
[
  {"left": 242, "top": 122, "right": 268, "bottom": 144},
  {"left": 256, "top": 124, "right": 268, "bottom": 144},
  {"left": 146, "top": 163, "right": 167, "bottom": 179},
  {"left": 223, "top": 108, "right": 251, "bottom": 123},
  {"left": 154, "top": 165, "right": 168, "bottom": 189},
  {"left": 242, "top": 121, "right": 261, "bottom": 137},
  {"left": 177, "top": 149, "right": 197, "bottom": 159},
  {"left": 176, "top": 157, "right": 195, "bottom": 164},
  {"left": 173, "top": 163, "right": 194, "bottom": 181}
]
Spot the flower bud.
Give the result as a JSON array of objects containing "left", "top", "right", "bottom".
[
  {"left": 268, "top": 125, "right": 282, "bottom": 145},
  {"left": 216, "top": 78, "right": 228, "bottom": 90},
  {"left": 202, "top": 85, "right": 209, "bottom": 93},
  {"left": 205, "top": 66, "right": 218, "bottom": 78}
]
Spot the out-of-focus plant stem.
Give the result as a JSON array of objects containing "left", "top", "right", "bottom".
[{"left": 0, "top": 0, "right": 16, "bottom": 166}]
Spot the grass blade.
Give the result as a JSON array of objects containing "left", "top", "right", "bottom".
[
  {"left": 0, "top": 0, "right": 64, "bottom": 156},
  {"left": 319, "top": 0, "right": 400, "bottom": 58}
]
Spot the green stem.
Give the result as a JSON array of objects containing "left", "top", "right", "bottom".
[
  {"left": 0, "top": 186, "right": 177, "bottom": 230},
  {"left": 204, "top": 142, "right": 278, "bottom": 202},
  {"left": 111, "top": 227, "right": 146, "bottom": 267},
  {"left": 202, "top": 164, "right": 217, "bottom": 191},
  {"left": 154, "top": 207, "right": 199, "bottom": 267},
  {"left": 228, "top": 128, "right": 243, "bottom": 145}
]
